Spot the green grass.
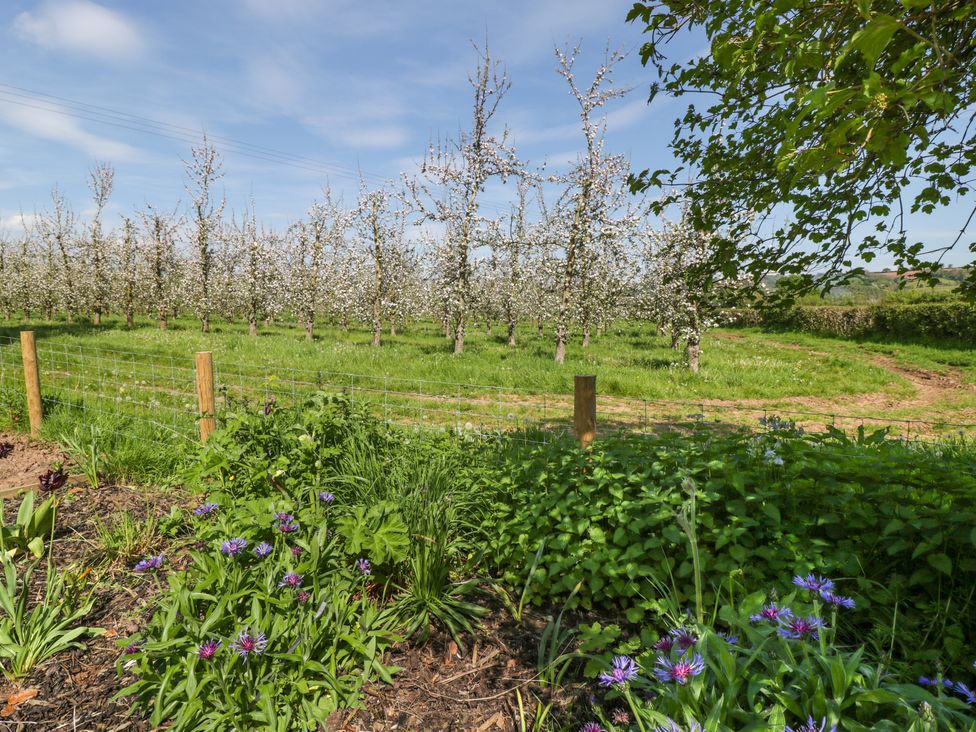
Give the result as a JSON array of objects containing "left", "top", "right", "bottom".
[
  {"left": 0, "top": 315, "right": 923, "bottom": 400},
  {"left": 0, "top": 314, "right": 971, "bottom": 471}
]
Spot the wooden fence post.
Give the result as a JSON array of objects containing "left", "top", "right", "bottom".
[
  {"left": 20, "top": 331, "right": 42, "bottom": 437},
  {"left": 574, "top": 374, "right": 596, "bottom": 448},
  {"left": 195, "top": 351, "right": 216, "bottom": 442}
]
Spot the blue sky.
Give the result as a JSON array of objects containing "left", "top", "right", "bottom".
[
  {"left": 0, "top": 1, "right": 677, "bottom": 226},
  {"left": 0, "top": 0, "right": 969, "bottom": 269}
]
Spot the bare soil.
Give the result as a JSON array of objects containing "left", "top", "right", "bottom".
[{"left": 0, "top": 435, "right": 68, "bottom": 496}]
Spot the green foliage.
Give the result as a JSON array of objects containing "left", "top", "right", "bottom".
[
  {"left": 0, "top": 555, "right": 102, "bottom": 680},
  {"left": 93, "top": 509, "right": 163, "bottom": 566},
  {"left": 59, "top": 425, "right": 104, "bottom": 489},
  {"left": 335, "top": 502, "right": 410, "bottom": 565},
  {"left": 0, "top": 491, "right": 56, "bottom": 560},
  {"left": 728, "top": 302, "right": 976, "bottom": 341},
  {"left": 627, "top": 1, "right": 976, "bottom": 295},
  {"left": 580, "top": 580, "right": 975, "bottom": 731},
  {"left": 483, "top": 427, "right": 976, "bottom": 669},
  {"left": 122, "top": 393, "right": 491, "bottom": 729}
]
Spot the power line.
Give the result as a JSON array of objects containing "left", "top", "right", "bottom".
[{"left": 0, "top": 82, "right": 518, "bottom": 215}]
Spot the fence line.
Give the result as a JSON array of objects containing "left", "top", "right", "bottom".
[{"left": 1, "top": 332, "right": 974, "bottom": 450}]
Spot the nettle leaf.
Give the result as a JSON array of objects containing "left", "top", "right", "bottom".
[{"left": 927, "top": 553, "right": 952, "bottom": 575}]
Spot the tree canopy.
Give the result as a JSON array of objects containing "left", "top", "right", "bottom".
[{"left": 627, "top": 1, "right": 976, "bottom": 297}]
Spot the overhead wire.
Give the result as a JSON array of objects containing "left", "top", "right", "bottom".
[{"left": 0, "top": 82, "right": 519, "bottom": 215}]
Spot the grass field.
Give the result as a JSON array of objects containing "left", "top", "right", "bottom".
[{"left": 0, "top": 314, "right": 973, "bottom": 468}]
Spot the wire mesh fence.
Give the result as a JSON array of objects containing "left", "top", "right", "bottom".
[{"left": 0, "top": 333, "right": 973, "bottom": 449}]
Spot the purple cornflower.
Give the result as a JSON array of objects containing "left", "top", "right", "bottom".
[
  {"left": 793, "top": 574, "right": 834, "bottom": 594},
  {"left": 820, "top": 592, "right": 855, "bottom": 609},
  {"left": 669, "top": 626, "right": 697, "bottom": 651},
  {"left": 653, "top": 635, "right": 675, "bottom": 653},
  {"left": 197, "top": 639, "right": 221, "bottom": 660},
  {"left": 579, "top": 724, "right": 605, "bottom": 732},
  {"left": 273, "top": 512, "right": 294, "bottom": 523},
  {"left": 654, "top": 653, "right": 705, "bottom": 685},
  {"left": 122, "top": 641, "right": 142, "bottom": 655},
  {"left": 276, "top": 520, "right": 300, "bottom": 534},
  {"left": 220, "top": 538, "right": 248, "bottom": 556},
  {"left": 229, "top": 629, "right": 268, "bottom": 657},
  {"left": 296, "top": 591, "right": 311, "bottom": 603},
  {"left": 778, "top": 615, "right": 824, "bottom": 640},
  {"left": 720, "top": 632, "right": 739, "bottom": 645},
  {"left": 785, "top": 717, "right": 837, "bottom": 732},
  {"left": 253, "top": 542, "right": 273, "bottom": 558},
  {"left": 279, "top": 572, "right": 303, "bottom": 588},
  {"left": 919, "top": 677, "right": 954, "bottom": 689},
  {"left": 750, "top": 603, "right": 794, "bottom": 624},
  {"left": 133, "top": 555, "right": 164, "bottom": 572},
  {"left": 263, "top": 398, "right": 276, "bottom": 416},
  {"left": 952, "top": 682, "right": 976, "bottom": 705},
  {"left": 318, "top": 491, "right": 335, "bottom": 504},
  {"left": 598, "top": 655, "right": 640, "bottom": 687},
  {"left": 356, "top": 558, "right": 371, "bottom": 576},
  {"left": 291, "top": 545, "right": 303, "bottom": 556},
  {"left": 193, "top": 501, "right": 218, "bottom": 516}
]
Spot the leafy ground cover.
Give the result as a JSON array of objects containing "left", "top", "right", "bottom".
[{"left": 0, "top": 395, "right": 973, "bottom": 729}]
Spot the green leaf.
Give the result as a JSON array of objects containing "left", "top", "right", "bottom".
[{"left": 927, "top": 553, "right": 952, "bottom": 575}]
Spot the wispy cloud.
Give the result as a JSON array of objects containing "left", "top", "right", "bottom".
[
  {"left": 0, "top": 100, "right": 138, "bottom": 160},
  {"left": 0, "top": 212, "right": 40, "bottom": 236},
  {"left": 13, "top": 0, "right": 147, "bottom": 62}
]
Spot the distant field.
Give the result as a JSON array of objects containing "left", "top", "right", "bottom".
[{"left": 0, "top": 315, "right": 973, "bottom": 445}]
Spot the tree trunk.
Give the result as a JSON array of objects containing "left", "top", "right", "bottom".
[
  {"left": 305, "top": 319, "right": 314, "bottom": 341},
  {"left": 485, "top": 318, "right": 492, "bottom": 337},
  {"left": 686, "top": 307, "right": 701, "bottom": 373},
  {"left": 341, "top": 315, "right": 349, "bottom": 332},
  {"left": 595, "top": 324, "right": 602, "bottom": 338},
  {"left": 372, "top": 321, "right": 381, "bottom": 347},
  {"left": 581, "top": 324, "right": 590, "bottom": 348},
  {"left": 657, "top": 322, "right": 667, "bottom": 337},
  {"left": 537, "top": 319, "right": 544, "bottom": 337},
  {"left": 126, "top": 311, "right": 134, "bottom": 329},
  {"left": 94, "top": 311, "right": 102, "bottom": 326},
  {"left": 202, "top": 313, "right": 210, "bottom": 333},
  {"left": 249, "top": 317, "right": 257, "bottom": 336},
  {"left": 390, "top": 322, "right": 397, "bottom": 337},
  {"left": 453, "top": 316, "right": 465, "bottom": 354},
  {"left": 671, "top": 329, "right": 680, "bottom": 350},
  {"left": 159, "top": 316, "right": 168, "bottom": 330},
  {"left": 686, "top": 336, "right": 701, "bottom": 373},
  {"left": 554, "top": 323, "right": 567, "bottom": 363},
  {"left": 507, "top": 318, "right": 516, "bottom": 347}
]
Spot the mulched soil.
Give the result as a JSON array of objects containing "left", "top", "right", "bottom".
[
  {"left": 333, "top": 602, "right": 580, "bottom": 732},
  {"left": 0, "top": 435, "right": 178, "bottom": 731}
]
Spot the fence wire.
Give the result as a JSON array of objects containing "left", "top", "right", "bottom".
[{"left": 0, "top": 335, "right": 972, "bottom": 450}]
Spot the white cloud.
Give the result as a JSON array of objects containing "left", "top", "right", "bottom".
[
  {"left": 0, "top": 212, "right": 40, "bottom": 236},
  {"left": 13, "top": 0, "right": 146, "bottom": 62},
  {"left": 605, "top": 97, "right": 654, "bottom": 132},
  {"left": 0, "top": 100, "right": 138, "bottom": 160}
]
